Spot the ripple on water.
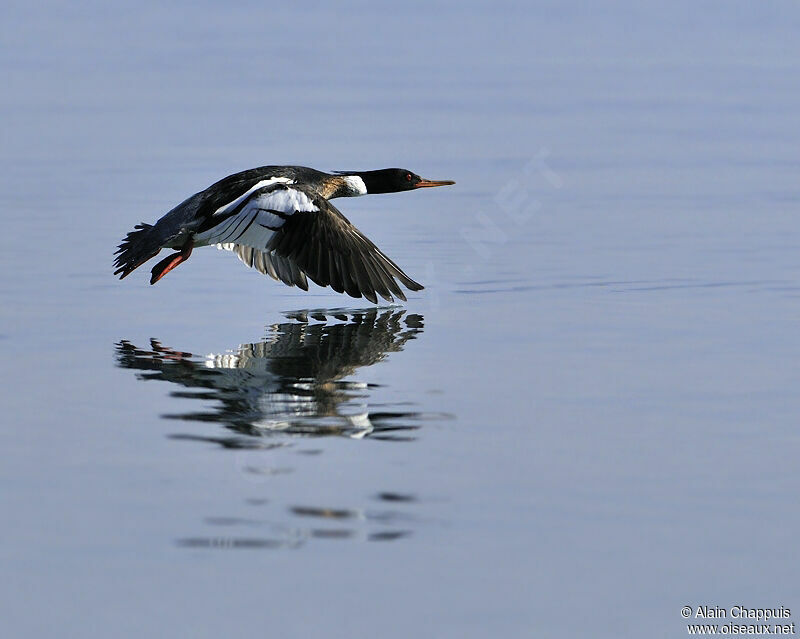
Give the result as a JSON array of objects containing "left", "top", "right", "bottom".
[
  {"left": 174, "top": 491, "right": 429, "bottom": 550},
  {"left": 454, "top": 277, "right": 793, "bottom": 296}
]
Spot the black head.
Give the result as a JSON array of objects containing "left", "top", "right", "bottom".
[{"left": 343, "top": 168, "right": 455, "bottom": 195}]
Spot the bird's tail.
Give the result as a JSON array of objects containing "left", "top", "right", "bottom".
[{"left": 113, "top": 223, "right": 162, "bottom": 279}]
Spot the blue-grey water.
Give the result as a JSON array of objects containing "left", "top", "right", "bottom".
[{"left": 2, "top": 2, "right": 799, "bottom": 637}]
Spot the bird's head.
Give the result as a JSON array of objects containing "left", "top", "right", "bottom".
[{"left": 337, "top": 168, "right": 455, "bottom": 195}]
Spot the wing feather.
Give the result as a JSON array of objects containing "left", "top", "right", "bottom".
[{"left": 215, "top": 183, "right": 423, "bottom": 301}]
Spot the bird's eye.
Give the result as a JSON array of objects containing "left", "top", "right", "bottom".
[{"left": 406, "top": 173, "right": 412, "bottom": 181}]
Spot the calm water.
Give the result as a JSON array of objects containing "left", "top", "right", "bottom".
[{"left": 2, "top": 2, "right": 800, "bottom": 637}]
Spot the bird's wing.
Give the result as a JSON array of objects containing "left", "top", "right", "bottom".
[{"left": 205, "top": 183, "right": 423, "bottom": 303}]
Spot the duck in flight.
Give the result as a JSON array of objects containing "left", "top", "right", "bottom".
[{"left": 114, "top": 166, "right": 454, "bottom": 303}]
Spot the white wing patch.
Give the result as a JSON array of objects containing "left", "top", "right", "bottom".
[
  {"left": 194, "top": 186, "right": 318, "bottom": 249},
  {"left": 212, "top": 177, "right": 294, "bottom": 217},
  {"left": 261, "top": 186, "right": 318, "bottom": 213}
]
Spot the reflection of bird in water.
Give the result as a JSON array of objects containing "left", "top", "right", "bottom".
[{"left": 115, "top": 309, "right": 424, "bottom": 447}]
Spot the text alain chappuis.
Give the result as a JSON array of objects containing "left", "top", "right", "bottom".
[{"left": 683, "top": 607, "right": 791, "bottom": 621}]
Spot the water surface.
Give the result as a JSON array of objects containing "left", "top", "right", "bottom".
[{"left": 2, "top": 2, "right": 800, "bottom": 637}]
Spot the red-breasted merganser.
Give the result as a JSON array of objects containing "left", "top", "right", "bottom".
[{"left": 114, "top": 166, "right": 454, "bottom": 303}]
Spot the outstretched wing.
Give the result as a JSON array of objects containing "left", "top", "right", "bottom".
[{"left": 204, "top": 183, "right": 423, "bottom": 303}]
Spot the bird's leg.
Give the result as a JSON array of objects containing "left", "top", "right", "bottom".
[{"left": 150, "top": 238, "right": 194, "bottom": 285}]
